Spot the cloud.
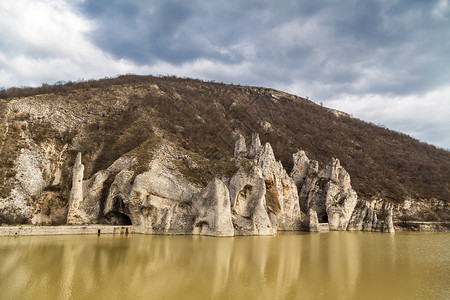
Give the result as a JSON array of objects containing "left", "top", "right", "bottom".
[
  {"left": 325, "top": 86, "right": 450, "bottom": 150},
  {"left": 74, "top": 0, "right": 450, "bottom": 98},
  {"left": 0, "top": 0, "right": 449, "bottom": 149},
  {"left": 0, "top": 0, "right": 142, "bottom": 86}
]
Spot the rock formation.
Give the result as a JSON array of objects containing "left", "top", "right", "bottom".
[
  {"left": 254, "top": 140, "right": 301, "bottom": 230},
  {"left": 228, "top": 163, "right": 275, "bottom": 235},
  {"left": 291, "top": 151, "right": 392, "bottom": 232},
  {"left": 67, "top": 153, "right": 86, "bottom": 224},
  {"left": 234, "top": 134, "right": 247, "bottom": 158},
  {"left": 193, "top": 178, "right": 234, "bottom": 236},
  {"left": 347, "top": 199, "right": 395, "bottom": 232},
  {"left": 63, "top": 134, "right": 399, "bottom": 235},
  {"left": 0, "top": 77, "right": 447, "bottom": 233}
]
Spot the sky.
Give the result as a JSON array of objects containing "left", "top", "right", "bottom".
[{"left": 1, "top": 0, "right": 449, "bottom": 150}]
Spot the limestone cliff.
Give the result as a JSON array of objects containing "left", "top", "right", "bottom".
[
  {"left": 0, "top": 76, "right": 448, "bottom": 232},
  {"left": 291, "top": 151, "right": 394, "bottom": 232},
  {"left": 61, "top": 133, "right": 400, "bottom": 236}
]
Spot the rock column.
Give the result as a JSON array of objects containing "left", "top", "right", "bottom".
[{"left": 67, "top": 153, "right": 85, "bottom": 224}]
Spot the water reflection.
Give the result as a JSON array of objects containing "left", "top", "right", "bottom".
[{"left": 0, "top": 232, "right": 449, "bottom": 299}]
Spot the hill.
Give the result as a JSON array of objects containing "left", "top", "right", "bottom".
[{"left": 0, "top": 75, "right": 448, "bottom": 226}]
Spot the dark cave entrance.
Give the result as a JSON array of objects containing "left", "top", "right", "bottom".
[
  {"left": 319, "top": 212, "right": 328, "bottom": 223},
  {"left": 100, "top": 195, "right": 133, "bottom": 225},
  {"left": 101, "top": 211, "right": 132, "bottom": 225},
  {"left": 115, "top": 212, "right": 132, "bottom": 225}
]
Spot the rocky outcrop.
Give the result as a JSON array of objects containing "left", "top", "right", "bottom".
[
  {"left": 62, "top": 134, "right": 400, "bottom": 235},
  {"left": 290, "top": 150, "right": 310, "bottom": 188},
  {"left": 229, "top": 163, "right": 275, "bottom": 235},
  {"left": 124, "top": 145, "right": 200, "bottom": 235},
  {"left": 67, "top": 153, "right": 86, "bottom": 224},
  {"left": 247, "top": 133, "right": 261, "bottom": 159},
  {"left": 319, "top": 158, "right": 358, "bottom": 230},
  {"left": 193, "top": 178, "right": 234, "bottom": 236},
  {"left": 291, "top": 152, "right": 395, "bottom": 233},
  {"left": 347, "top": 199, "right": 395, "bottom": 232},
  {"left": 0, "top": 127, "right": 400, "bottom": 235},
  {"left": 293, "top": 153, "right": 358, "bottom": 231},
  {"left": 234, "top": 134, "right": 247, "bottom": 158},
  {"left": 254, "top": 139, "right": 301, "bottom": 230}
]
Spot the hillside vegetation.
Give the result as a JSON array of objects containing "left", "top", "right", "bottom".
[{"left": 1, "top": 75, "right": 449, "bottom": 204}]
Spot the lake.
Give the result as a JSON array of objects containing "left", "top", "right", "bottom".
[{"left": 0, "top": 232, "right": 449, "bottom": 299}]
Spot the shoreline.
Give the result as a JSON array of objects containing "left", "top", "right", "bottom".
[
  {"left": 0, "top": 225, "right": 134, "bottom": 237},
  {"left": 394, "top": 221, "right": 450, "bottom": 232},
  {"left": 0, "top": 221, "right": 449, "bottom": 237}
]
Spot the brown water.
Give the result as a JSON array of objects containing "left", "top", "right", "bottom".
[{"left": 0, "top": 232, "right": 449, "bottom": 300}]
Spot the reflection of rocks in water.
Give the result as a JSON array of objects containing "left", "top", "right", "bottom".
[{"left": 0, "top": 233, "right": 447, "bottom": 299}]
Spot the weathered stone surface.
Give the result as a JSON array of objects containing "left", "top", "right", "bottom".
[
  {"left": 297, "top": 157, "right": 357, "bottom": 231},
  {"left": 296, "top": 159, "right": 320, "bottom": 213},
  {"left": 61, "top": 134, "right": 400, "bottom": 235},
  {"left": 347, "top": 200, "right": 370, "bottom": 231},
  {"left": 229, "top": 164, "right": 275, "bottom": 235},
  {"left": 307, "top": 208, "right": 319, "bottom": 232},
  {"left": 193, "top": 178, "right": 234, "bottom": 236},
  {"left": 127, "top": 151, "right": 200, "bottom": 234},
  {"left": 255, "top": 141, "right": 301, "bottom": 230},
  {"left": 102, "top": 169, "right": 135, "bottom": 224},
  {"left": 247, "top": 133, "right": 262, "bottom": 159},
  {"left": 384, "top": 207, "right": 395, "bottom": 233},
  {"left": 67, "top": 153, "right": 86, "bottom": 224},
  {"left": 394, "top": 197, "right": 450, "bottom": 223},
  {"left": 1, "top": 147, "right": 57, "bottom": 224},
  {"left": 290, "top": 150, "right": 310, "bottom": 188},
  {"left": 347, "top": 199, "right": 395, "bottom": 232},
  {"left": 234, "top": 134, "right": 247, "bottom": 158}
]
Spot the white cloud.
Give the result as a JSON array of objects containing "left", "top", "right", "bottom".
[
  {"left": 0, "top": 0, "right": 142, "bottom": 86},
  {"left": 324, "top": 86, "right": 450, "bottom": 149},
  {"left": 432, "top": 0, "right": 450, "bottom": 19}
]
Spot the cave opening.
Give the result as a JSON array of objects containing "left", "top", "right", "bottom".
[
  {"left": 101, "top": 212, "right": 132, "bottom": 225},
  {"left": 320, "top": 212, "right": 328, "bottom": 223}
]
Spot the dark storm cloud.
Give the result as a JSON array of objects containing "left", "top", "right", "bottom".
[{"left": 76, "top": 0, "right": 450, "bottom": 99}]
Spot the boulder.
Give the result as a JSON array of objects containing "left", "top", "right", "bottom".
[
  {"left": 127, "top": 156, "right": 200, "bottom": 234},
  {"left": 192, "top": 178, "right": 234, "bottom": 236}
]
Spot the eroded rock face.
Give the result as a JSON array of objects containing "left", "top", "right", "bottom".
[
  {"left": 255, "top": 141, "right": 301, "bottom": 230},
  {"left": 229, "top": 165, "right": 275, "bottom": 235},
  {"left": 290, "top": 150, "right": 310, "bottom": 188},
  {"left": 307, "top": 208, "right": 319, "bottom": 232},
  {"left": 247, "top": 133, "right": 261, "bottom": 159},
  {"left": 234, "top": 134, "right": 247, "bottom": 158},
  {"left": 320, "top": 159, "right": 358, "bottom": 230},
  {"left": 62, "top": 134, "right": 397, "bottom": 235},
  {"left": 67, "top": 153, "right": 86, "bottom": 224},
  {"left": 1, "top": 145, "right": 66, "bottom": 225},
  {"left": 126, "top": 148, "right": 200, "bottom": 234},
  {"left": 347, "top": 199, "right": 395, "bottom": 232},
  {"left": 193, "top": 178, "right": 234, "bottom": 237},
  {"left": 294, "top": 154, "right": 358, "bottom": 231}
]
